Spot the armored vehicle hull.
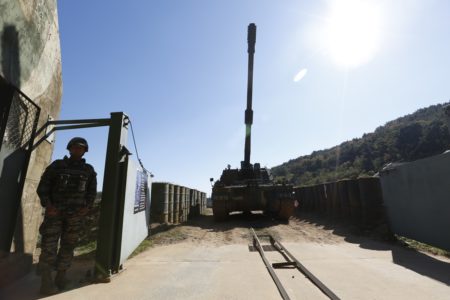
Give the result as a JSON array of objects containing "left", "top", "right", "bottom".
[{"left": 212, "top": 183, "right": 295, "bottom": 221}]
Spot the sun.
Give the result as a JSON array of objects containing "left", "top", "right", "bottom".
[{"left": 324, "top": 0, "right": 382, "bottom": 68}]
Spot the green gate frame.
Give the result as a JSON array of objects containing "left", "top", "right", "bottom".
[
  {"left": 34, "top": 112, "right": 131, "bottom": 280},
  {"left": 1, "top": 73, "right": 132, "bottom": 280}
]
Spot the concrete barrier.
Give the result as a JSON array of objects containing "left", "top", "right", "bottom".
[{"left": 380, "top": 151, "right": 450, "bottom": 251}]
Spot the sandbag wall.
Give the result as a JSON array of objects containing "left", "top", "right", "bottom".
[
  {"left": 294, "top": 177, "right": 384, "bottom": 228},
  {"left": 150, "top": 182, "right": 207, "bottom": 224}
]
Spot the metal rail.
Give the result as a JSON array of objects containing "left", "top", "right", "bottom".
[
  {"left": 251, "top": 228, "right": 291, "bottom": 300},
  {"left": 250, "top": 228, "right": 340, "bottom": 300},
  {"left": 32, "top": 118, "right": 111, "bottom": 150}
]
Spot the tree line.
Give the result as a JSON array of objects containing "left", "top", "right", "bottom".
[{"left": 271, "top": 102, "right": 450, "bottom": 186}]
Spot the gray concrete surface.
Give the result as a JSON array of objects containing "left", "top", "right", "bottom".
[
  {"left": 380, "top": 151, "right": 450, "bottom": 251},
  {"left": 3, "top": 240, "right": 450, "bottom": 300},
  {"left": 1, "top": 0, "right": 63, "bottom": 256}
]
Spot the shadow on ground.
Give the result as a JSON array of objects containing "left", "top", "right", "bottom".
[
  {"left": 0, "top": 256, "right": 97, "bottom": 300},
  {"left": 295, "top": 211, "right": 450, "bottom": 286}
]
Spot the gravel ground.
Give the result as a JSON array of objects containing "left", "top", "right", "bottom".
[{"left": 149, "top": 208, "right": 346, "bottom": 247}]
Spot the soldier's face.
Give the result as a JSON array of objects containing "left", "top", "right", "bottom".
[{"left": 69, "top": 145, "right": 86, "bottom": 159}]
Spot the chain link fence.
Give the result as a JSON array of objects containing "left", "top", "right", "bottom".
[{"left": 2, "top": 89, "right": 40, "bottom": 151}]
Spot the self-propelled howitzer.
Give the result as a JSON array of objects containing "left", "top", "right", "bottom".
[{"left": 210, "top": 23, "right": 295, "bottom": 221}]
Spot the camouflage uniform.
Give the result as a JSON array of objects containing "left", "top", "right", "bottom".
[{"left": 37, "top": 155, "right": 97, "bottom": 271}]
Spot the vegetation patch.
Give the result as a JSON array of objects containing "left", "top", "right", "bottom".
[
  {"left": 130, "top": 226, "right": 188, "bottom": 258},
  {"left": 74, "top": 241, "right": 97, "bottom": 258},
  {"left": 130, "top": 238, "right": 154, "bottom": 258},
  {"left": 397, "top": 236, "right": 450, "bottom": 258}
]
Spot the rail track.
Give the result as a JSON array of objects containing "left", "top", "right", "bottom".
[{"left": 250, "top": 228, "right": 340, "bottom": 300}]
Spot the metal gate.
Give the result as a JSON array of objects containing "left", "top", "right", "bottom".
[{"left": 0, "top": 76, "right": 40, "bottom": 252}]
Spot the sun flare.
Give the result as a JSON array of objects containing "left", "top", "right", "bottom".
[
  {"left": 324, "top": 0, "right": 382, "bottom": 68},
  {"left": 294, "top": 68, "right": 308, "bottom": 82}
]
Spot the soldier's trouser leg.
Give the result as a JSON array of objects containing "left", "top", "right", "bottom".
[
  {"left": 39, "top": 215, "right": 63, "bottom": 268},
  {"left": 40, "top": 263, "right": 59, "bottom": 295},
  {"left": 56, "top": 212, "right": 82, "bottom": 271}
]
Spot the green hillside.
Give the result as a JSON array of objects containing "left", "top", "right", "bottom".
[{"left": 271, "top": 102, "right": 450, "bottom": 186}]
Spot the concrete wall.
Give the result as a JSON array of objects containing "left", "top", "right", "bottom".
[
  {"left": 0, "top": 0, "right": 62, "bottom": 255},
  {"left": 380, "top": 151, "right": 450, "bottom": 251}
]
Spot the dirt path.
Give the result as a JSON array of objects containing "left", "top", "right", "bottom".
[{"left": 149, "top": 209, "right": 345, "bottom": 247}]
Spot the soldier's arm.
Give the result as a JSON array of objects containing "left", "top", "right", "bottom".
[
  {"left": 37, "top": 163, "right": 57, "bottom": 207},
  {"left": 85, "top": 167, "right": 97, "bottom": 208}
]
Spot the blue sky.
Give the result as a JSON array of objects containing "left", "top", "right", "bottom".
[{"left": 53, "top": 0, "right": 450, "bottom": 195}]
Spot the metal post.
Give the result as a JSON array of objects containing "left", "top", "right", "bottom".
[
  {"left": 0, "top": 79, "right": 16, "bottom": 251},
  {"left": 95, "top": 112, "right": 129, "bottom": 279},
  {"left": 111, "top": 153, "right": 129, "bottom": 271}
]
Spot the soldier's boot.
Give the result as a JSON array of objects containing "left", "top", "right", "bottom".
[
  {"left": 55, "top": 270, "right": 71, "bottom": 290},
  {"left": 35, "top": 262, "right": 42, "bottom": 276},
  {"left": 40, "top": 264, "right": 59, "bottom": 295}
]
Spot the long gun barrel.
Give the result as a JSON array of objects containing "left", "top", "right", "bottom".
[{"left": 243, "top": 23, "right": 256, "bottom": 168}]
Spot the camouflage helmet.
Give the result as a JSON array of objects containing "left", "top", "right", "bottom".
[{"left": 67, "top": 137, "right": 89, "bottom": 152}]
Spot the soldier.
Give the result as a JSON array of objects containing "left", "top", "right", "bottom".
[{"left": 36, "top": 137, "right": 97, "bottom": 295}]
